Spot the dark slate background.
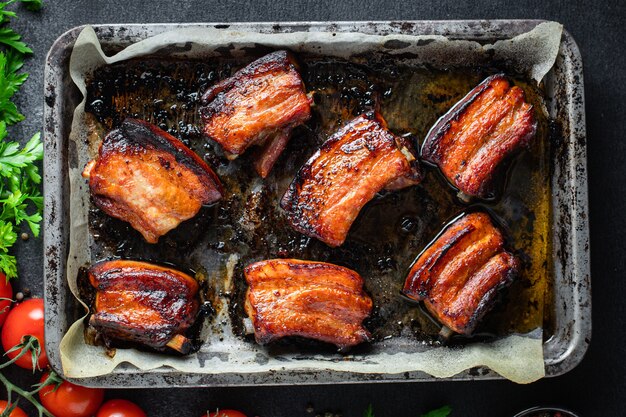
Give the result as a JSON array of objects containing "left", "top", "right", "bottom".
[{"left": 3, "top": 0, "right": 625, "bottom": 416}]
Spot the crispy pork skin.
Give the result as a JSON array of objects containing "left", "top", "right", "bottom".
[
  {"left": 244, "top": 259, "right": 373, "bottom": 349},
  {"left": 421, "top": 74, "right": 537, "bottom": 199},
  {"left": 82, "top": 118, "right": 223, "bottom": 243},
  {"left": 402, "top": 212, "right": 519, "bottom": 335},
  {"left": 281, "top": 112, "right": 422, "bottom": 247},
  {"left": 200, "top": 50, "right": 312, "bottom": 177},
  {"left": 88, "top": 260, "right": 200, "bottom": 352}
]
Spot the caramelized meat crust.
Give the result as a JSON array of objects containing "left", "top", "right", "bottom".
[
  {"left": 200, "top": 50, "right": 312, "bottom": 177},
  {"left": 82, "top": 118, "right": 223, "bottom": 243},
  {"left": 88, "top": 260, "right": 200, "bottom": 351},
  {"left": 421, "top": 74, "right": 537, "bottom": 199},
  {"left": 244, "top": 259, "right": 373, "bottom": 349},
  {"left": 402, "top": 212, "right": 519, "bottom": 335},
  {"left": 281, "top": 112, "right": 423, "bottom": 247}
]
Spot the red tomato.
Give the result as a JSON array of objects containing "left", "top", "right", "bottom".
[
  {"left": 96, "top": 399, "right": 147, "bottom": 417},
  {"left": 0, "top": 400, "right": 28, "bottom": 417},
  {"left": 1, "top": 298, "right": 48, "bottom": 369},
  {"left": 203, "top": 410, "right": 248, "bottom": 417},
  {"left": 0, "top": 273, "right": 12, "bottom": 327},
  {"left": 38, "top": 372, "right": 105, "bottom": 417}
]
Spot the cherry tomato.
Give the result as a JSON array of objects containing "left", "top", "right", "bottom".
[
  {"left": 1, "top": 298, "right": 48, "bottom": 369},
  {"left": 203, "top": 410, "right": 248, "bottom": 417},
  {"left": 96, "top": 399, "right": 147, "bottom": 417},
  {"left": 38, "top": 372, "right": 105, "bottom": 417},
  {"left": 0, "top": 400, "right": 28, "bottom": 417},
  {"left": 0, "top": 273, "right": 12, "bottom": 327}
]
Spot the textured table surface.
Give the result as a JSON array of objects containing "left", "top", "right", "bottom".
[{"left": 4, "top": 0, "right": 625, "bottom": 416}]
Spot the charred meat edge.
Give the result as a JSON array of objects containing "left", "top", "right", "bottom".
[
  {"left": 88, "top": 259, "right": 200, "bottom": 353},
  {"left": 200, "top": 50, "right": 312, "bottom": 177},
  {"left": 83, "top": 118, "right": 223, "bottom": 200},
  {"left": 402, "top": 212, "right": 519, "bottom": 335},
  {"left": 421, "top": 74, "right": 537, "bottom": 199},
  {"left": 244, "top": 258, "right": 373, "bottom": 349},
  {"left": 82, "top": 118, "right": 223, "bottom": 243},
  {"left": 280, "top": 111, "right": 423, "bottom": 247}
]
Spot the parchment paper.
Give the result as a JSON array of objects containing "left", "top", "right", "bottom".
[{"left": 61, "top": 22, "right": 562, "bottom": 384}]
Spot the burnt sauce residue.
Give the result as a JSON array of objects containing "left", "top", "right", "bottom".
[{"left": 82, "top": 53, "right": 552, "bottom": 353}]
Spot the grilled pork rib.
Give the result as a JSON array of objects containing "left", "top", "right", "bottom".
[
  {"left": 281, "top": 112, "right": 422, "bottom": 247},
  {"left": 88, "top": 260, "right": 200, "bottom": 353},
  {"left": 200, "top": 50, "right": 312, "bottom": 178},
  {"left": 82, "top": 119, "right": 223, "bottom": 243},
  {"left": 402, "top": 212, "right": 519, "bottom": 335},
  {"left": 421, "top": 74, "right": 537, "bottom": 200},
  {"left": 244, "top": 259, "right": 373, "bottom": 349}
]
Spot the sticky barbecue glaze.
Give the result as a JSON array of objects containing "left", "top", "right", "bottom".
[
  {"left": 281, "top": 112, "right": 422, "bottom": 247},
  {"left": 244, "top": 259, "right": 372, "bottom": 349},
  {"left": 82, "top": 118, "right": 223, "bottom": 243},
  {"left": 87, "top": 260, "right": 200, "bottom": 352},
  {"left": 421, "top": 74, "right": 537, "bottom": 200},
  {"left": 200, "top": 51, "right": 312, "bottom": 177},
  {"left": 403, "top": 212, "right": 519, "bottom": 335}
]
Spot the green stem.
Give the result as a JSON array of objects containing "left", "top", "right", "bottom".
[
  {"left": 28, "top": 371, "right": 60, "bottom": 396},
  {"left": 0, "top": 372, "right": 54, "bottom": 417},
  {"left": 0, "top": 336, "right": 37, "bottom": 370}
]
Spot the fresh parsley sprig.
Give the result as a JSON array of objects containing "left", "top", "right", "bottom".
[
  {"left": 0, "top": 0, "right": 42, "bottom": 53},
  {"left": 0, "top": 118, "right": 42, "bottom": 281},
  {"left": 0, "top": 51, "right": 29, "bottom": 123},
  {"left": 0, "top": 0, "right": 43, "bottom": 280}
]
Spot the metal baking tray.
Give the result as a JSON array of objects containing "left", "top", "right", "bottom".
[{"left": 43, "top": 20, "right": 590, "bottom": 387}]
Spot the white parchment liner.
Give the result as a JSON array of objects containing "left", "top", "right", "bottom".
[{"left": 61, "top": 22, "right": 563, "bottom": 384}]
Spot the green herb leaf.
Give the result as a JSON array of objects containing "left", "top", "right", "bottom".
[
  {"left": 0, "top": 1, "right": 16, "bottom": 24},
  {"left": 5, "top": 48, "right": 23, "bottom": 73},
  {"left": 0, "top": 27, "right": 31, "bottom": 54},
  {"left": 0, "top": 220, "right": 16, "bottom": 278},
  {"left": 0, "top": 136, "right": 42, "bottom": 175},
  {"left": 0, "top": 252, "right": 16, "bottom": 278},
  {"left": 0, "top": 127, "right": 43, "bottom": 277},
  {"left": 0, "top": 4, "right": 53, "bottom": 415},
  {"left": 1, "top": 189, "right": 42, "bottom": 236},
  {"left": 421, "top": 406, "right": 452, "bottom": 417},
  {"left": 363, "top": 404, "right": 375, "bottom": 417},
  {"left": 0, "top": 51, "right": 30, "bottom": 124},
  {"left": 19, "top": 0, "right": 43, "bottom": 11},
  {"left": 0, "top": 219, "right": 16, "bottom": 250},
  {"left": 0, "top": 10, "right": 16, "bottom": 25}
]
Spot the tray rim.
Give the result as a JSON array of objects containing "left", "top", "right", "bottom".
[{"left": 42, "top": 19, "right": 590, "bottom": 388}]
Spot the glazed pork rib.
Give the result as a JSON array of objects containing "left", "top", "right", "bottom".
[
  {"left": 200, "top": 50, "right": 312, "bottom": 178},
  {"left": 281, "top": 112, "right": 423, "bottom": 247},
  {"left": 402, "top": 212, "right": 519, "bottom": 335},
  {"left": 88, "top": 260, "right": 200, "bottom": 353},
  {"left": 244, "top": 259, "right": 373, "bottom": 349},
  {"left": 82, "top": 118, "right": 223, "bottom": 243},
  {"left": 421, "top": 74, "right": 537, "bottom": 200}
]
